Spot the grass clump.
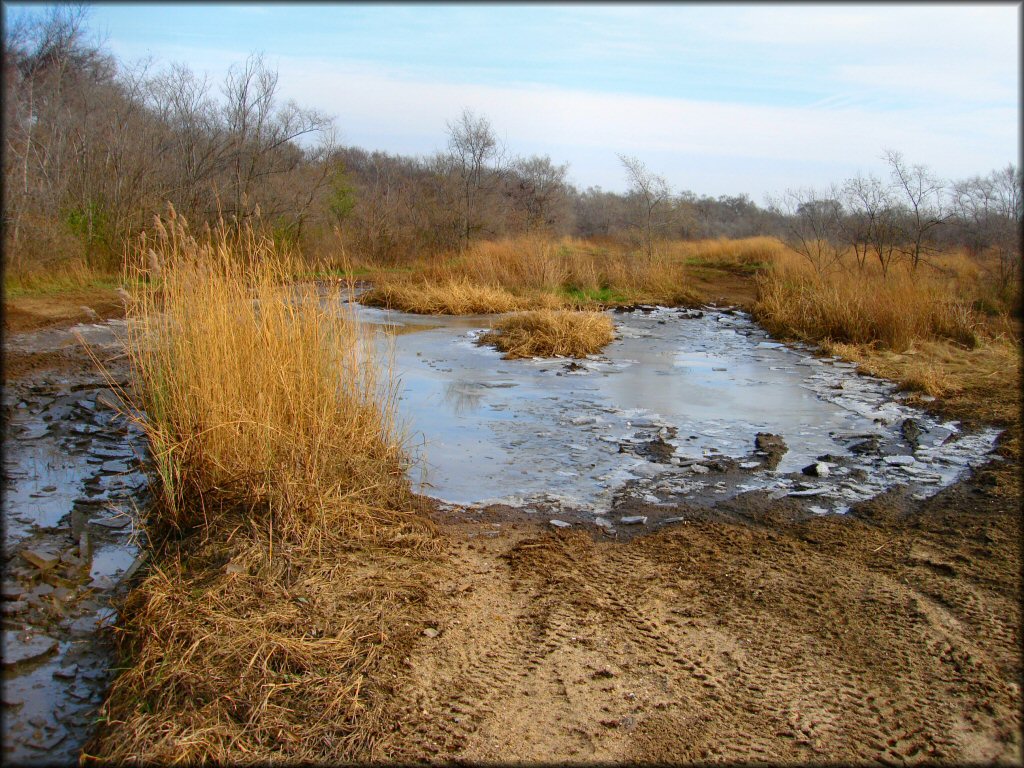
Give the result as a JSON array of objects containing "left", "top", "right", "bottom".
[
  {"left": 479, "top": 309, "right": 615, "bottom": 359},
  {"left": 87, "top": 209, "right": 443, "bottom": 763}
]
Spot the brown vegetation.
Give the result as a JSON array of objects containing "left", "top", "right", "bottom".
[
  {"left": 479, "top": 309, "right": 616, "bottom": 359},
  {"left": 86, "top": 214, "right": 443, "bottom": 762}
]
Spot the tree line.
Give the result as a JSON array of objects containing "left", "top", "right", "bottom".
[{"left": 4, "top": 6, "right": 1020, "bottom": 292}]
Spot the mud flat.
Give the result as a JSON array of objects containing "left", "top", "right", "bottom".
[{"left": 2, "top": 319, "right": 147, "bottom": 765}]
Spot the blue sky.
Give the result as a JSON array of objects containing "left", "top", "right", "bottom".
[{"left": 6, "top": 3, "right": 1020, "bottom": 200}]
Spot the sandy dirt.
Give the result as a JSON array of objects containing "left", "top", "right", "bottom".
[{"left": 376, "top": 473, "right": 1020, "bottom": 764}]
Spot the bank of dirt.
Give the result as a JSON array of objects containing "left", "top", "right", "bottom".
[{"left": 374, "top": 471, "right": 1020, "bottom": 764}]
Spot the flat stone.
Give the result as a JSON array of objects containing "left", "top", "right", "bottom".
[
  {"left": 2, "top": 581, "right": 25, "bottom": 600},
  {"left": 94, "top": 390, "right": 120, "bottom": 411},
  {"left": 593, "top": 517, "right": 614, "bottom": 529},
  {"left": 53, "top": 663, "right": 79, "bottom": 679},
  {"left": 549, "top": 519, "right": 572, "bottom": 529},
  {"left": 30, "top": 583, "right": 55, "bottom": 599},
  {"left": 739, "top": 461, "right": 761, "bottom": 470},
  {"left": 88, "top": 575, "right": 115, "bottom": 592},
  {"left": 89, "top": 516, "right": 130, "bottom": 529},
  {"left": 25, "top": 731, "right": 67, "bottom": 751},
  {"left": 21, "top": 549, "right": 60, "bottom": 571},
  {"left": 788, "top": 488, "right": 827, "bottom": 497},
  {"left": 422, "top": 627, "right": 440, "bottom": 638},
  {"left": 690, "top": 464, "right": 710, "bottom": 474},
  {"left": 620, "top": 516, "right": 648, "bottom": 525},
  {"left": 1, "top": 630, "right": 58, "bottom": 667},
  {"left": 883, "top": 455, "right": 916, "bottom": 467}
]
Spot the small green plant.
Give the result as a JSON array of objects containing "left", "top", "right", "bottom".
[{"left": 562, "top": 284, "right": 629, "bottom": 305}]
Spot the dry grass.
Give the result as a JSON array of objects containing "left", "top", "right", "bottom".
[
  {"left": 478, "top": 309, "right": 615, "bottom": 359},
  {"left": 358, "top": 236, "right": 715, "bottom": 314},
  {"left": 86, "top": 210, "right": 444, "bottom": 763},
  {"left": 360, "top": 274, "right": 530, "bottom": 315},
  {"left": 754, "top": 269, "right": 982, "bottom": 352}
]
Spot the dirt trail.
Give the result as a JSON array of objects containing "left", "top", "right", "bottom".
[{"left": 378, "top": 477, "right": 1020, "bottom": 764}]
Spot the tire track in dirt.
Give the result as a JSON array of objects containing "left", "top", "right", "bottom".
[{"left": 377, "top": 482, "right": 1020, "bottom": 764}]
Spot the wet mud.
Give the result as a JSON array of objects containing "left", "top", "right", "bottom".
[{"left": 2, "top": 319, "right": 147, "bottom": 765}]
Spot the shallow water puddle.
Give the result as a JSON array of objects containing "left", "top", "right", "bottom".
[
  {"left": 3, "top": 320, "right": 146, "bottom": 765},
  {"left": 352, "top": 303, "right": 999, "bottom": 517}
]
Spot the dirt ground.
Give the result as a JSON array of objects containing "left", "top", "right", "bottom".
[
  {"left": 377, "top": 476, "right": 1021, "bottom": 764},
  {"left": 5, "top": 287, "right": 1021, "bottom": 764}
]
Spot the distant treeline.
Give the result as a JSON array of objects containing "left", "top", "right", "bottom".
[{"left": 4, "top": 6, "right": 1020, "bottom": 287}]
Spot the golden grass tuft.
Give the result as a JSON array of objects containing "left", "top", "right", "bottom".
[
  {"left": 479, "top": 309, "right": 615, "bottom": 359},
  {"left": 87, "top": 211, "right": 444, "bottom": 763}
]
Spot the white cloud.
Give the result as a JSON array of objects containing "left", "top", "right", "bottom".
[{"left": 277, "top": 56, "right": 1018, "bottom": 196}]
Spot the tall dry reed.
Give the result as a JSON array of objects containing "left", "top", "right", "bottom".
[
  {"left": 123, "top": 210, "right": 412, "bottom": 536},
  {"left": 88, "top": 211, "right": 442, "bottom": 763},
  {"left": 754, "top": 265, "right": 982, "bottom": 351}
]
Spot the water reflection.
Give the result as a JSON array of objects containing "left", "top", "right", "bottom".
[{"left": 443, "top": 381, "right": 485, "bottom": 414}]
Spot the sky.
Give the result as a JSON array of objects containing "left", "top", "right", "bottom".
[{"left": 6, "top": 2, "right": 1021, "bottom": 201}]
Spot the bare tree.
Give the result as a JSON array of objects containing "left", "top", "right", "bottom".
[
  {"left": 220, "top": 54, "right": 334, "bottom": 226},
  {"left": 884, "top": 149, "right": 949, "bottom": 270},
  {"left": 768, "top": 187, "right": 844, "bottom": 275},
  {"left": 507, "top": 154, "right": 572, "bottom": 234},
  {"left": 446, "top": 109, "right": 505, "bottom": 249},
  {"left": 953, "top": 165, "right": 1022, "bottom": 295},
  {"left": 840, "top": 173, "right": 901, "bottom": 276},
  {"left": 618, "top": 154, "right": 673, "bottom": 257}
]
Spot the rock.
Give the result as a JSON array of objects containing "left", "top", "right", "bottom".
[
  {"left": 225, "top": 562, "right": 246, "bottom": 576},
  {"left": 661, "top": 516, "right": 686, "bottom": 524},
  {"left": 883, "top": 454, "right": 916, "bottom": 467},
  {"left": 851, "top": 436, "right": 881, "bottom": 455},
  {"left": 94, "top": 389, "right": 120, "bottom": 411},
  {"left": 422, "top": 627, "right": 440, "bottom": 639},
  {"left": 620, "top": 516, "right": 648, "bottom": 525},
  {"left": 593, "top": 517, "right": 614, "bottom": 529},
  {"left": 90, "top": 516, "right": 131, "bottom": 530},
  {"left": 802, "top": 462, "right": 831, "bottom": 478},
  {"left": 88, "top": 575, "right": 115, "bottom": 592},
  {"left": 690, "top": 463, "right": 710, "bottom": 475},
  {"left": 2, "top": 581, "right": 25, "bottom": 601},
  {"left": 739, "top": 461, "right": 761, "bottom": 470},
  {"left": 901, "top": 418, "right": 922, "bottom": 446},
  {"left": 2, "top": 601, "right": 28, "bottom": 615},
  {"left": 21, "top": 549, "right": 60, "bottom": 571},
  {"left": 636, "top": 436, "right": 675, "bottom": 463},
  {"left": 25, "top": 731, "right": 67, "bottom": 751},
  {"left": 53, "top": 664, "right": 79, "bottom": 679},
  {"left": 549, "top": 519, "right": 571, "bottom": 529},
  {"left": 1, "top": 630, "right": 58, "bottom": 667},
  {"left": 30, "top": 583, "right": 55, "bottom": 599},
  {"left": 788, "top": 488, "right": 827, "bottom": 497},
  {"left": 754, "top": 433, "right": 788, "bottom": 470}
]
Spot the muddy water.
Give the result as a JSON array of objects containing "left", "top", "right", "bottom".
[
  {"left": 3, "top": 320, "right": 148, "bottom": 765},
  {"left": 351, "top": 302, "right": 999, "bottom": 521}
]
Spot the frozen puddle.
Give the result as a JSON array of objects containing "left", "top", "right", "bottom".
[{"left": 353, "top": 303, "right": 999, "bottom": 517}]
